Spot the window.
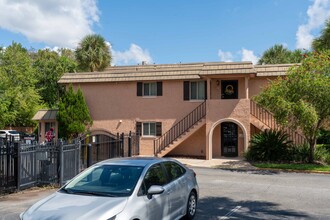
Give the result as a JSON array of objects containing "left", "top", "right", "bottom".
[
  {"left": 190, "top": 81, "right": 205, "bottom": 100},
  {"left": 137, "top": 82, "right": 162, "bottom": 97},
  {"left": 143, "top": 122, "right": 156, "bottom": 136},
  {"left": 183, "top": 81, "right": 207, "bottom": 101},
  {"left": 136, "top": 122, "right": 162, "bottom": 136},
  {"left": 144, "top": 82, "right": 157, "bottom": 96},
  {"left": 163, "top": 162, "right": 186, "bottom": 182},
  {"left": 138, "top": 164, "right": 167, "bottom": 196}
]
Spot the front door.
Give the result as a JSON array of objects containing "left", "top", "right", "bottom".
[{"left": 221, "top": 122, "right": 238, "bottom": 157}]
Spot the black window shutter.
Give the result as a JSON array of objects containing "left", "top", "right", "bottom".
[
  {"left": 137, "top": 82, "right": 143, "bottom": 96},
  {"left": 157, "top": 82, "right": 162, "bottom": 96},
  {"left": 136, "top": 122, "right": 142, "bottom": 135},
  {"left": 204, "top": 81, "right": 207, "bottom": 100},
  {"left": 183, "top": 81, "right": 190, "bottom": 100},
  {"left": 156, "top": 122, "right": 162, "bottom": 136}
]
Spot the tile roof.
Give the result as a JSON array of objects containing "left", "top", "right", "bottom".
[
  {"left": 254, "top": 64, "right": 299, "bottom": 76},
  {"left": 58, "top": 62, "right": 298, "bottom": 84}
]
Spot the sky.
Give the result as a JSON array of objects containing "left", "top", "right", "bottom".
[{"left": 0, "top": 0, "right": 330, "bottom": 66}]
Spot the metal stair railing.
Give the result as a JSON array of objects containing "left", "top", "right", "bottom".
[
  {"left": 154, "top": 101, "right": 206, "bottom": 155},
  {"left": 250, "top": 100, "right": 306, "bottom": 145}
]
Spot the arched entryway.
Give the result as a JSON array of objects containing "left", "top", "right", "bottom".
[{"left": 208, "top": 118, "right": 248, "bottom": 159}]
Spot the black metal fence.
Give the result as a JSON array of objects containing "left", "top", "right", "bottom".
[
  {"left": 80, "top": 132, "right": 140, "bottom": 169},
  {"left": 0, "top": 131, "right": 140, "bottom": 195}
]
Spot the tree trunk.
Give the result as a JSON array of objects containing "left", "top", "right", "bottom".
[{"left": 308, "top": 138, "right": 316, "bottom": 163}]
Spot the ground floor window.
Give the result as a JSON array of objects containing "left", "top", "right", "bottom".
[
  {"left": 143, "top": 122, "right": 156, "bottom": 136},
  {"left": 136, "top": 122, "right": 162, "bottom": 136}
]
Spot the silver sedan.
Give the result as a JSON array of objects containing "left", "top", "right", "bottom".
[{"left": 20, "top": 157, "right": 199, "bottom": 220}]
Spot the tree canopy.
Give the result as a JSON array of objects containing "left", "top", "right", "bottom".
[
  {"left": 254, "top": 50, "right": 330, "bottom": 162},
  {"left": 312, "top": 18, "right": 330, "bottom": 51},
  {"left": 57, "top": 85, "right": 92, "bottom": 140},
  {"left": 33, "top": 49, "right": 77, "bottom": 108},
  {"left": 257, "top": 44, "right": 305, "bottom": 65},
  {"left": 75, "top": 34, "right": 111, "bottom": 72},
  {"left": 0, "top": 43, "right": 42, "bottom": 127}
]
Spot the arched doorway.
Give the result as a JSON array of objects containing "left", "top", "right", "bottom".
[
  {"left": 208, "top": 118, "right": 248, "bottom": 159},
  {"left": 221, "top": 122, "right": 238, "bottom": 157}
]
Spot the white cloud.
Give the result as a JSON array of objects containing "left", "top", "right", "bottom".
[
  {"left": 241, "top": 48, "right": 259, "bottom": 64},
  {"left": 218, "top": 49, "right": 233, "bottom": 62},
  {"left": 296, "top": 0, "right": 330, "bottom": 49},
  {"left": 0, "top": 0, "right": 99, "bottom": 48},
  {"left": 218, "top": 48, "right": 259, "bottom": 64},
  {"left": 112, "top": 44, "right": 153, "bottom": 66}
]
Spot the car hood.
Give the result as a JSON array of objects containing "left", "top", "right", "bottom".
[{"left": 21, "top": 191, "right": 128, "bottom": 220}]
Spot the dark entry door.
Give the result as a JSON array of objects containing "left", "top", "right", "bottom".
[
  {"left": 221, "top": 122, "right": 238, "bottom": 157},
  {"left": 221, "top": 80, "right": 238, "bottom": 99}
]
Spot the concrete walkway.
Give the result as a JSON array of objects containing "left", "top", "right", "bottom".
[{"left": 175, "top": 157, "right": 257, "bottom": 170}]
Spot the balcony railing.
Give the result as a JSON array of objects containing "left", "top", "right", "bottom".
[{"left": 154, "top": 101, "right": 206, "bottom": 155}]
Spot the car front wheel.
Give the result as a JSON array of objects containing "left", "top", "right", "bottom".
[{"left": 184, "top": 191, "right": 197, "bottom": 219}]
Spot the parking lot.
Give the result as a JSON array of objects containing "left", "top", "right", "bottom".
[{"left": 1, "top": 167, "right": 330, "bottom": 220}]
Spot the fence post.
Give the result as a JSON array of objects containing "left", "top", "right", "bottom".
[
  {"left": 15, "top": 142, "right": 21, "bottom": 191},
  {"left": 59, "top": 142, "right": 64, "bottom": 186},
  {"left": 78, "top": 140, "right": 81, "bottom": 173},
  {"left": 121, "top": 133, "right": 124, "bottom": 157},
  {"left": 87, "top": 143, "right": 92, "bottom": 167},
  {"left": 128, "top": 131, "right": 132, "bottom": 157}
]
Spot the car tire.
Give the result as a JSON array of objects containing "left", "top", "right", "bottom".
[{"left": 184, "top": 191, "right": 197, "bottom": 219}]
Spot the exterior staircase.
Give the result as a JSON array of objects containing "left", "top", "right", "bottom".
[
  {"left": 250, "top": 100, "right": 306, "bottom": 145},
  {"left": 154, "top": 101, "right": 206, "bottom": 157}
]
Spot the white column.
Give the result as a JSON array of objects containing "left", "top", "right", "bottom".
[{"left": 245, "top": 76, "right": 249, "bottom": 99}]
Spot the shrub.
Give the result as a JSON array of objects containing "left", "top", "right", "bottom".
[
  {"left": 317, "top": 129, "right": 330, "bottom": 145},
  {"left": 315, "top": 144, "right": 330, "bottom": 165},
  {"left": 245, "top": 129, "right": 292, "bottom": 162},
  {"left": 289, "top": 144, "right": 310, "bottom": 163}
]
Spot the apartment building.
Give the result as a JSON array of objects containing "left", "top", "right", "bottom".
[{"left": 59, "top": 61, "right": 297, "bottom": 159}]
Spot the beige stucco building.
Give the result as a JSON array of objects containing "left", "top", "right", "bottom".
[{"left": 59, "top": 61, "right": 298, "bottom": 160}]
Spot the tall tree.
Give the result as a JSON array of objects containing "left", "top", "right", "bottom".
[
  {"left": 254, "top": 50, "right": 330, "bottom": 162},
  {"left": 57, "top": 85, "right": 92, "bottom": 140},
  {"left": 0, "top": 42, "right": 42, "bottom": 127},
  {"left": 75, "top": 34, "right": 111, "bottom": 72},
  {"left": 258, "top": 44, "right": 304, "bottom": 64},
  {"left": 33, "top": 49, "right": 77, "bottom": 108},
  {"left": 312, "top": 18, "right": 330, "bottom": 51}
]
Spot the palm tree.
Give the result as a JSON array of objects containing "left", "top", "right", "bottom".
[
  {"left": 257, "top": 44, "right": 304, "bottom": 65},
  {"left": 312, "top": 18, "right": 330, "bottom": 51},
  {"left": 75, "top": 34, "right": 111, "bottom": 72}
]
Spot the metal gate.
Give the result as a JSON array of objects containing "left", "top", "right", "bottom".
[{"left": 0, "top": 138, "right": 19, "bottom": 193}]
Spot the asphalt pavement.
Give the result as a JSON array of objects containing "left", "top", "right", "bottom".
[{"left": 1, "top": 158, "right": 329, "bottom": 220}]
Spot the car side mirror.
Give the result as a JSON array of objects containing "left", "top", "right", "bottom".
[{"left": 147, "top": 185, "right": 164, "bottom": 199}]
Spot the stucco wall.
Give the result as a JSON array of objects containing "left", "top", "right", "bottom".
[
  {"left": 249, "top": 76, "right": 278, "bottom": 98},
  {"left": 70, "top": 75, "right": 271, "bottom": 158},
  {"left": 167, "top": 125, "right": 206, "bottom": 157}
]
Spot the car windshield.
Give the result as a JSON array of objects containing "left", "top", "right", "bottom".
[
  {"left": 63, "top": 165, "right": 144, "bottom": 197},
  {"left": 8, "top": 131, "right": 19, "bottom": 134}
]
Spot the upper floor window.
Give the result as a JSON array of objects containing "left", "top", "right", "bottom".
[
  {"left": 184, "top": 81, "right": 207, "bottom": 101},
  {"left": 137, "top": 82, "right": 162, "bottom": 97}
]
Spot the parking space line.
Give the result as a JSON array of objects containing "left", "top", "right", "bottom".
[{"left": 220, "top": 206, "right": 241, "bottom": 219}]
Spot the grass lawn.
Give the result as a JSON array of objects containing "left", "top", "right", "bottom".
[{"left": 253, "top": 163, "right": 330, "bottom": 173}]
